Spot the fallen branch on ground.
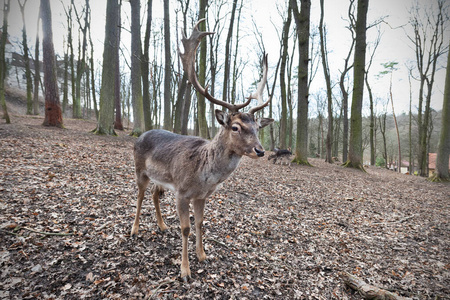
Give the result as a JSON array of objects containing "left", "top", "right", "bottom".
[
  {"left": 341, "top": 271, "right": 411, "bottom": 300},
  {"left": 20, "top": 227, "right": 74, "bottom": 236}
]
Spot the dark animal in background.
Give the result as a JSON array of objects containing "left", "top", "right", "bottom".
[{"left": 268, "top": 147, "right": 292, "bottom": 166}]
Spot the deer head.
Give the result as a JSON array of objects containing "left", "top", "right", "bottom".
[{"left": 178, "top": 18, "right": 273, "bottom": 158}]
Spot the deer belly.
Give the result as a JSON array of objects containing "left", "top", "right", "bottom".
[{"left": 151, "top": 179, "right": 176, "bottom": 193}]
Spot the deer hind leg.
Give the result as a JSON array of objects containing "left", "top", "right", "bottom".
[
  {"left": 131, "top": 175, "right": 149, "bottom": 236},
  {"left": 193, "top": 198, "right": 206, "bottom": 262},
  {"left": 152, "top": 185, "right": 168, "bottom": 231},
  {"left": 176, "top": 197, "right": 191, "bottom": 279}
]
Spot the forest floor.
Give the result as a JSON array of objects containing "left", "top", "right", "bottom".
[{"left": 0, "top": 111, "right": 449, "bottom": 299}]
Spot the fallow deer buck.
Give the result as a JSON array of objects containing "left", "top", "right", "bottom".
[{"left": 130, "top": 19, "right": 273, "bottom": 280}]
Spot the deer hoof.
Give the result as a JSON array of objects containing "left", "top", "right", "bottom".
[
  {"left": 158, "top": 223, "right": 168, "bottom": 232},
  {"left": 197, "top": 251, "right": 207, "bottom": 262},
  {"left": 181, "top": 265, "right": 191, "bottom": 279},
  {"left": 130, "top": 226, "right": 138, "bottom": 237}
]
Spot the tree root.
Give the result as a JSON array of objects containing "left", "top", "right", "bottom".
[
  {"left": 291, "top": 157, "right": 313, "bottom": 166},
  {"left": 92, "top": 127, "right": 117, "bottom": 136},
  {"left": 342, "top": 160, "right": 366, "bottom": 172},
  {"left": 428, "top": 174, "right": 450, "bottom": 182}
]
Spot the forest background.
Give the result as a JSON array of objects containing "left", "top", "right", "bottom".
[{"left": 1, "top": 0, "right": 449, "bottom": 175}]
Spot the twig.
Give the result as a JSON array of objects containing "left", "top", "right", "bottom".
[
  {"left": 206, "top": 238, "right": 229, "bottom": 249},
  {"left": 20, "top": 227, "right": 74, "bottom": 236},
  {"left": 96, "top": 222, "right": 111, "bottom": 232},
  {"left": 372, "top": 215, "right": 416, "bottom": 225},
  {"left": 0, "top": 229, "right": 21, "bottom": 236},
  {"left": 148, "top": 279, "right": 177, "bottom": 299}
]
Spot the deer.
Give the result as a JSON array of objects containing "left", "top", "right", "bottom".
[
  {"left": 130, "top": 19, "right": 273, "bottom": 281},
  {"left": 268, "top": 147, "right": 293, "bottom": 166}
]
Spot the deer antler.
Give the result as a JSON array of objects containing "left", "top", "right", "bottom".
[
  {"left": 248, "top": 53, "right": 271, "bottom": 115},
  {"left": 178, "top": 19, "right": 251, "bottom": 113}
]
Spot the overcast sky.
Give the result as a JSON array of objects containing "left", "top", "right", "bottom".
[{"left": 4, "top": 0, "right": 449, "bottom": 116}]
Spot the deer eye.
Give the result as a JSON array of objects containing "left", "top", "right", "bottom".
[{"left": 231, "top": 126, "right": 239, "bottom": 132}]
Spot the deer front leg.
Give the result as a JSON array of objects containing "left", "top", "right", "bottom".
[
  {"left": 131, "top": 176, "right": 149, "bottom": 236},
  {"left": 152, "top": 186, "right": 168, "bottom": 231},
  {"left": 193, "top": 199, "right": 206, "bottom": 262},
  {"left": 176, "top": 197, "right": 191, "bottom": 280}
]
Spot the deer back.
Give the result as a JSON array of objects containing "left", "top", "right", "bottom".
[{"left": 134, "top": 129, "right": 241, "bottom": 199}]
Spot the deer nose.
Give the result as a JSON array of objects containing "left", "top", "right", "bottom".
[{"left": 254, "top": 147, "right": 265, "bottom": 157}]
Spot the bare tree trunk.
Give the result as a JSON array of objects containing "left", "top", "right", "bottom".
[
  {"left": 114, "top": 0, "right": 123, "bottom": 130},
  {"left": 268, "top": 55, "right": 282, "bottom": 151},
  {"left": 129, "top": 0, "right": 144, "bottom": 136},
  {"left": 94, "top": 0, "right": 117, "bottom": 135},
  {"left": 163, "top": 0, "right": 172, "bottom": 130},
  {"left": 317, "top": 113, "right": 322, "bottom": 157},
  {"left": 334, "top": 106, "right": 341, "bottom": 157},
  {"left": 230, "top": 0, "right": 243, "bottom": 106},
  {"left": 287, "top": 41, "right": 296, "bottom": 148},
  {"left": 379, "top": 111, "right": 388, "bottom": 169},
  {"left": 62, "top": 50, "right": 69, "bottom": 114},
  {"left": 340, "top": 0, "right": 356, "bottom": 162},
  {"left": 142, "top": 0, "right": 153, "bottom": 131},
  {"left": 222, "top": 0, "right": 238, "bottom": 105},
  {"left": 197, "top": 0, "right": 209, "bottom": 138},
  {"left": 319, "top": 0, "right": 333, "bottom": 163},
  {"left": 19, "top": 0, "right": 33, "bottom": 115},
  {"left": 173, "top": 0, "right": 189, "bottom": 134},
  {"left": 435, "top": 42, "right": 450, "bottom": 180},
  {"left": 344, "top": 0, "right": 368, "bottom": 171},
  {"left": 41, "top": 0, "right": 63, "bottom": 127},
  {"left": 67, "top": 3, "right": 76, "bottom": 119},
  {"left": 408, "top": 68, "right": 413, "bottom": 173},
  {"left": 279, "top": 1, "right": 291, "bottom": 149},
  {"left": 390, "top": 73, "right": 401, "bottom": 173},
  {"left": 0, "top": 0, "right": 11, "bottom": 123},
  {"left": 291, "top": 0, "right": 311, "bottom": 165},
  {"left": 33, "top": 10, "right": 41, "bottom": 115},
  {"left": 72, "top": 0, "right": 89, "bottom": 119},
  {"left": 365, "top": 31, "right": 380, "bottom": 166},
  {"left": 88, "top": 17, "right": 98, "bottom": 120},
  {"left": 181, "top": 84, "right": 191, "bottom": 135}
]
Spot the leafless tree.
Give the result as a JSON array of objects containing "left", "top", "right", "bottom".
[
  {"left": 18, "top": 0, "right": 33, "bottom": 115},
  {"left": 319, "top": 0, "right": 333, "bottom": 164},
  {"left": 141, "top": 0, "right": 153, "bottom": 131},
  {"left": 32, "top": 7, "right": 40, "bottom": 115},
  {"left": 41, "top": 0, "right": 63, "bottom": 127},
  {"left": 94, "top": 0, "right": 118, "bottom": 135},
  {"left": 163, "top": 0, "right": 172, "bottom": 130},
  {"left": 0, "top": 0, "right": 11, "bottom": 123},
  {"left": 291, "top": 0, "right": 312, "bottom": 165},
  {"left": 408, "top": 0, "right": 449, "bottom": 176},
  {"left": 343, "top": 0, "right": 368, "bottom": 171},
  {"left": 435, "top": 45, "right": 449, "bottom": 180}
]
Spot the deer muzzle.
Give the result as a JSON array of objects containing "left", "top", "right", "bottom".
[{"left": 254, "top": 147, "right": 265, "bottom": 157}]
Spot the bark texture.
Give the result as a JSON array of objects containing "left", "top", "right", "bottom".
[{"left": 41, "top": 0, "right": 63, "bottom": 128}]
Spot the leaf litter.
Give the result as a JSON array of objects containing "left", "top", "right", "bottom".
[{"left": 0, "top": 115, "right": 449, "bottom": 299}]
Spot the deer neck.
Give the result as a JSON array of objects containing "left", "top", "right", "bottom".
[{"left": 204, "top": 127, "right": 241, "bottom": 175}]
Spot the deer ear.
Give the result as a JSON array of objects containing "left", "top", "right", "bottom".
[
  {"left": 215, "top": 109, "right": 229, "bottom": 126},
  {"left": 258, "top": 117, "right": 274, "bottom": 128}
]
